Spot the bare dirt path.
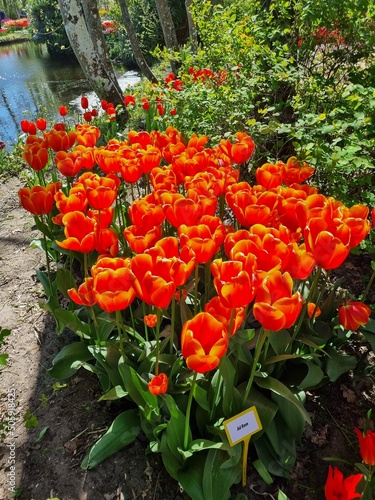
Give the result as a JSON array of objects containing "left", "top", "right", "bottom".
[{"left": 0, "top": 177, "right": 186, "bottom": 500}]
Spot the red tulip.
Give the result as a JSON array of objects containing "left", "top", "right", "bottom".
[
  {"left": 59, "top": 105, "right": 68, "bottom": 117},
  {"left": 124, "top": 94, "right": 135, "bottom": 107},
  {"left": 129, "top": 195, "right": 165, "bottom": 228},
  {"left": 148, "top": 373, "right": 168, "bottom": 395},
  {"left": 324, "top": 466, "right": 363, "bottom": 500},
  {"left": 281, "top": 157, "right": 315, "bottom": 185},
  {"left": 36, "top": 118, "right": 47, "bottom": 131},
  {"left": 255, "top": 162, "right": 283, "bottom": 189},
  {"left": 338, "top": 301, "right": 371, "bottom": 330},
  {"left": 253, "top": 271, "right": 303, "bottom": 331},
  {"left": 95, "top": 228, "right": 119, "bottom": 257},
  {"left": 181, "top": 312, "right": 228, "bottom": 373},
  {"left": 81, "top": 96, "right": 89, "bottom": 109},
  {"left": 53, "top": 186, "right": 88, "bottom": 224},
  {"left": 355, "top": 427, "right": 375, "bottom": 466},
  {"left": 55, "top": 150, "right": 82, "bottom": 178}
]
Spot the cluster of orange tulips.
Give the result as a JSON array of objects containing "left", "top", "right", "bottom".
[{"left": 18, "top": 117, "right": 374, "bottom": 494}]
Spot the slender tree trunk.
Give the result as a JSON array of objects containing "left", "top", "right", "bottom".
[
  {"left": 155, "top": 0, "right": 179, "bottom": 75},
  {"left": 118, "top": 0, "right": 158, "bottom": 83},
  {"left": 185, "top": 0, "right": 198, "bottom": 52},
  {"left": 57, "top": 0, "right": 128, "bottom": 119}
]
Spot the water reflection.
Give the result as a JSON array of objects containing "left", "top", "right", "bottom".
[{"left": 0, "top": 41, "right": 140, "bottom": 149}]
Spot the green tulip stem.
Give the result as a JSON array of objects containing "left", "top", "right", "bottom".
[
  {"left": 362, "top": 267, "right": 375, "bottom": 302},
  {"left": 115, "top": 310, "right": 125, "bottom": 354},
  {"left": 288, "top": 266, "right": 323, "bottom": 348},
  {"left": 40, "top": 215, "right": 52, "bottom": 294},
  {"left": 205, "top": 259, "right": 212, "bottom": 306},
  {"left": 155, "top": 309, "right": 162, "bottom": 376},
  {"left": 194, "top": 264, "right": 199, "bottom": 316},
  {"left": 228, "top": 309, "right": 235, "bottom": 338},
  {"left": 170, "top": 295, "right": 176, "bottom": 354},
  {"left": 184, "top": 371, "right": 198, "bottom": 450},
  {"left": 242, "top": 328, "right": 269, "bottom": 407},
  {"left": 84, "top": 252, "right": 89, "bottom": 278},
  {"left": 89, "top": 306, "right": 99, "bottom": 341},
  {"left": 142, "top": 303, "right": 149, "bottom": 343}
]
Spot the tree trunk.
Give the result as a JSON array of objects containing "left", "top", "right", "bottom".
[
  {"left": 154, "top": 0, "right": 179, "bottom": 75},
  {"left": 118, "top": 0, "right": 158, "bottom": 83},
  {"left": 185, "top": 0, "right": 198, "bottom": 52},
  {"left": 57, "top": 0, "right": 128, "bottom": 119}
]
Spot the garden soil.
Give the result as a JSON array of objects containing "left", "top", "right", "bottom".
[{"left": 0, "top": 176, "right": 374, "bottom": 500}]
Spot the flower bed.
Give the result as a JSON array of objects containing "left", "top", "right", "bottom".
[{"left": 17, "top": 108, "right": 375, "bottom": 498}]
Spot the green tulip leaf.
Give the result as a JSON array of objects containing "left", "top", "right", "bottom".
[
  {"left": 48, "top": 342, "right": 93, "bottom": 379},
  {"left": 81, "top": 410, "right": 140, "bottom": 470},
  {"left": 118, "top": 360, "right": 159, "bottom": 412},
  {"left": 255, "top": 375, "right": 311, "bottom": 425},
  {"left": 98, "top": 385, "right": 128, "bottom": 401},
  {"left": 324, "top": 345, "right": 357, "bottom": 382}
]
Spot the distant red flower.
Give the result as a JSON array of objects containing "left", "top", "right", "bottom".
[
  {"left": 124, "top": 94, "right": 135, "bottom": 107},
  {"left": 148, "top": 373, "right": 168, "bottom": 395},
  {"left": 59, "top": 105, "right": 68, "bottom": 117},
  {"left": 36, "top": 118, "right": 47, "bottom": 131},
  {"left": 81, "top": 96, "right": 89, "bottom": 109},
  {"left": 355, "top": 427, "right": 375, "bottom": 466},
  {"left": 170, "top": 108, "right": 177, "bottom": 116},
  {"left": 141, "top": 97, "right": 150, "bottom": 110}
]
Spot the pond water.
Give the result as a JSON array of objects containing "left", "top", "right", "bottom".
[{"left": 0, "top": 41, "right": 140, "bottom": 149}]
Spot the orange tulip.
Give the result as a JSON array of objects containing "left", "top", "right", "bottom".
[
  {"left": 68, "top": 278, "right": 96, "bottom": 307},
  {"left": 124, "top": 224, "right": 162, "bottom": 254},
  {"left": 75, "top": 123, "right": 101, "bottom": 147},
  {"left": 53, "top": 186, "right": 88, "bottom": 225},
  {"left": 22, "top": 144, "right": 49, "bottom": 171},
  {"left": 304, "top": 217, "right": 351, "bottom": 270},
  {"left": 355, "top": 427, "right": 375, "bottom": 466},
  {"left": 131, "top": 253, "right": 176, "bottom": 309},
  {"left": 95, "top": 228, "right": 119, "bottom": 257},
  {"left": 211, "top": 258, "right": 257, "bottom": 308},
  {"left": 255, "top": 162, "right": 283, "bottom": 189},
  {"left": 54, "top": 150, "right": 82, "bottom": 177},
  {"left": 146, "top": 237, "right": 196, "bottom": 287},
  {"left": 47, "top": 128, "right": 76, "bottom": 152},
  {"left": 253, "top": 271, "right": 303, "bottom": 331},
  {"left": 338, "top": 301, "right": 371, "bottom": 330},
  {"left": 324, "top": 466, "right": 363, "bottom": 500},
  {"left": 178, "top": 216, "right": 225, "bottom": 264},
  {"left": 92, "top": 260, "right": 137, "bottom": 313},
  {"left": 81, "top": 173, "right": 119, "bottom": 210},
  {"left": 56, "top": 211, "right": 96, "bottom": 253},
  {"left": 281, "top": 157, "right": 315, "bottom": 185},
  {"left": 18, "top": 182, "right": 61, "bottom": 216},
  {"left": 129, "top": 195, "right": 165, "bottom": 227},
  {"left": 282, "top": 242, "right": 316, "bottom": 280},
  {"left": 181, "top": 312, "right": 228, "bottom": 373},
  {"left": 307, "top": 302, "right": 321, "bottom": 319},
  {"left": 204, "top": 296, "right": 245, "bottom": 337},
  {"left": 148, "top": 373, "right": 168, "bottom": 395},
  {"left": 144, "top": 314, "right": 158, "bottom": 328}
]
